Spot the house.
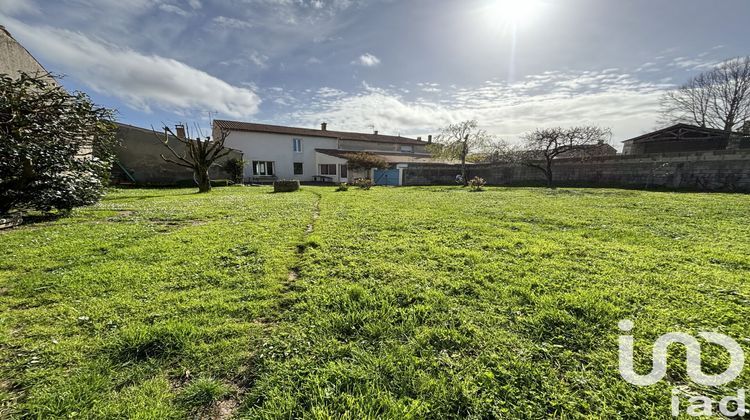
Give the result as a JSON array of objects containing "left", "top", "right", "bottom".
[
  {"left": 214, "top": 120, "right": 442, "bottom": 185},
  {"left": 622, "top": 123, "right": 750, "bottom": 155},
  {"left": 111, "top": 122, "right": 241, "bottom": 185},
  {"left": 0, "top": 25, "right": 55, "bottom": 84}
]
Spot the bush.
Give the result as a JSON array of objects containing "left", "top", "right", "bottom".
[
  {"left": 468, "top": 176, "right": 486, "bottom": 192},
  {"left": 273, "top": 179, "right": 300, "bottom": 193},
  {"left": 223, "top": 158, "right": 245, "bottom": 184},
  {"left": 335, "top": 183, "right": 349, "bottom": 192},
  {"left": 0, "top": 72, "right": 117, "bottom": 215},
  {"left": 354, "top": 178, "right": 373, "bottom": 190},
  {"left": 340, "top": 152, "right": 388, "bottom": 171}
]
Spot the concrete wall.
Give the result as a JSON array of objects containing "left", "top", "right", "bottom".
[
  {"left": 115, "top": 124, "right": 239, "bottom": 185},
  {"left": 0, "top": 26, "right": 55, "bottom": 83},
  {"left": 403, "top": 150, "right": 750, "bottom": 192}
]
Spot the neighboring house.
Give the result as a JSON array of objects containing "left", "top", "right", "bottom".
[
  {"left": 112, "top": 122, "right": 241, "bottom": 186},
  {"left": 558, "top": 142, "right": 618, "bottom": 159},
  {"left": 622, "top": 123, "right": 750, "bottom": 155},
  {"left": 0, "top": 25, "right": 55, "bottom": 83},
  {"left": 214, "top": 120, "right": 443, "bottom": 185}
]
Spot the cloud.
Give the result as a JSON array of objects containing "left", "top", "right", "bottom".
[
  {"left": 282, "top": 69, "right": 671, "bottom": 143},
  {"left": 158, "top": 4, "right": 190, "bottom": 16},
  {"left": 4, "top": 18, "right": 261, "bottom": 118},
  {"left": 353, "top": 53, "right": 380, "bottom": 67},
  {"left": 187, "top": 0, "right": 202, "bottom": 9},
  {"left": 212, "top": 16, "right": 254, "bottom": 30},
  {"left": 0, "top": 0, "right": 39, "bottom": 15}
]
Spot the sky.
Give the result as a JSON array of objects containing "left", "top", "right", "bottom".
[{"left": 1, "top": 0, "right": 749, "bottom": 147}]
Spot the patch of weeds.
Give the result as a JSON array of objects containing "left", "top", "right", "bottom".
[
  {"left": 177, "top": 377, "right": 232, "bottom": 410},
  {"left": 109, "top": 322, "right": 197, "bottom": 363}
]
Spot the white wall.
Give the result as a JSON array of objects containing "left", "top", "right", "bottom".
[
  {"left": 315, "top": 153, "right": 348, "bottom": 183},
  {"left": 224, "top": 131, "right": 338, "bottom": 181}
]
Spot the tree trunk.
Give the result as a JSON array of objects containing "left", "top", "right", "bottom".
[
  {"left": 545, "top": 161, "right": 554, "bottom": 189},
  {"left": 461, "top": 142, "right": 468, "bottom": 186},
  {"left": 196, "top": 168, "right": 211, "bottom": 193}
]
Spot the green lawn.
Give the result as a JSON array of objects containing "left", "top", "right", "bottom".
[{"left": 1, "top": 186, "right": 748, "bottom": 418}]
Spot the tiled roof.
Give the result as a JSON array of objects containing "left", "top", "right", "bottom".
[
  {"left": 622, "top": 123, "right": 736, "bottom": 144},
  {"left": 214, "top": 119, "right": 427, "bottom": 145}
]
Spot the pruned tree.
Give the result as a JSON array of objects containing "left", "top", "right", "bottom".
[
  {"left": 0, "top": 72, "right": 117, "bottom": 215},
  {"left": 516, "top": 126, "right": 612, "bottom": 188},
  {"left": 428, "top": 120, "right": 491, "bottom": 186},
  {"left": 157, "top": 124, "right": 231, "bottom": 193},
  {"left": 341, "top": 152, "right": 388, "bottom": 174},
  {"left": 661, "top": 56, "right": 750, "bottom": 134}
]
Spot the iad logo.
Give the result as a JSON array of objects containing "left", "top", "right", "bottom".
[{"left": 618, "top": 319, "right": 747, "bottom": 417}]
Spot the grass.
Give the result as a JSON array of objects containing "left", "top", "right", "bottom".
[{"left": 0, "top": 186, "right": 748, "bottom": 418}]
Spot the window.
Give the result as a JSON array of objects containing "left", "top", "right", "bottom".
[
  {"left": 252, "top": 161, "right": 274, "bottom": 176},
  {"left": 340, "top": 164, "right": 348, "bottom": 178},
  {"left": 319, "top": 164, "right": 337, "bottom": 175},
  {"left": 400, "top": 145, "right": 414, "bottom": 153},
  {"left": 293, "top": 138, "right": 302, "bottom": 153},
  {"left": 293, "top": 162, "right": 304, "bottom": 175}
]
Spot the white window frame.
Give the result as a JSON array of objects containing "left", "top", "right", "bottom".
[
  {"left": 293, "top": 138, "right": 303, "bottom": 153},
  {"left": 319, "top": 164, "right": 337, "bottom": 176},
  {"left": 293, "top": 162, "right": 304, "bottom": 175},
  {"left": 253, "top": 161, "right": 275, "bottom": 176},
  {"left": 400, "top": 145, "right": 414, "bottom": 153}
]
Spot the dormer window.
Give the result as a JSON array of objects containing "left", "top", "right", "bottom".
[{"left": 400, "top": 145, "right": 413, "bottom": 153}]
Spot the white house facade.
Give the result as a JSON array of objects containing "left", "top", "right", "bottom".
[{"left": 214, "top": 120, "right": 442, "bottom": 185}]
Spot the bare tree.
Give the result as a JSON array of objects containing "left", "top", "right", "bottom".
[
  {"left": 156, "top": 124, "right": 231, "bottom": 193},
  {"left": 517, "top": 126, "right": 611, "bottom": 188},
  {"left": 662, "top": 56, "right": 750, "bottom": 134},
  {"left": 428, "top": 120, "right": 491, "bottom": 186}
]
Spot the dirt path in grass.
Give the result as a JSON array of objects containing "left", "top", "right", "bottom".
[{"left": 286, "top": 190, "right": 321, "bottom": 285}]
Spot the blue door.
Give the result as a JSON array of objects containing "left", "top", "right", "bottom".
[{"left": 374, "top": 168, "right": 400, "bottom": 186}]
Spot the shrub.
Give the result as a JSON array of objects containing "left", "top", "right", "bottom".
[
  {"left": 273, "top": 179, "right": 300, "bottom": 193},
  {"left": 354, "top": 178, "right": 373, "bottom": 190},
  {"left": 340, "top": 152, "right": 388, "bottom": 171},
  {"left": 223, "top": 158, "right": 246, "bottom": 184},
  {"left": 0, "top": 72, "right": 117, "bottom": 215},
  {"left": 468, "top": 176, "right": 486, "bottom": 192},
  {"left": 335, "top": 183, "right": 349, "bottom": 192}
]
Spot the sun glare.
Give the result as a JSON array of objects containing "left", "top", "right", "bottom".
[{"left": 487, "top": 0, "right": 543, "bottom": 26}]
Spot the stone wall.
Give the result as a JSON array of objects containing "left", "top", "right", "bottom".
[
  {"left": 114, "top": 123, "right": 241, "bottom": 185},
  {"left": 403, "top": 150, "right": 750, "bottom": 192}
]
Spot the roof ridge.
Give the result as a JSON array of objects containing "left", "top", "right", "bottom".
[{"left": 214, "top": 119, "right": 428, "bottom": 145}]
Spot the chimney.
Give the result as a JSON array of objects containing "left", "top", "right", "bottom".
[
  {"left": 175, "top": 124, "right": 186, "bottom": 138},
  {"left": 427, "top": 135, "right": 432, "bottom": 144},
  {"left": 374, "top": 130, "right": 378, "bottom": 135},
  {"left": 321, "top": 122, "right": 327, "bottom": 131},
  {"left": 417, "top": 136, "right": 422, "bottom": 141}
]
